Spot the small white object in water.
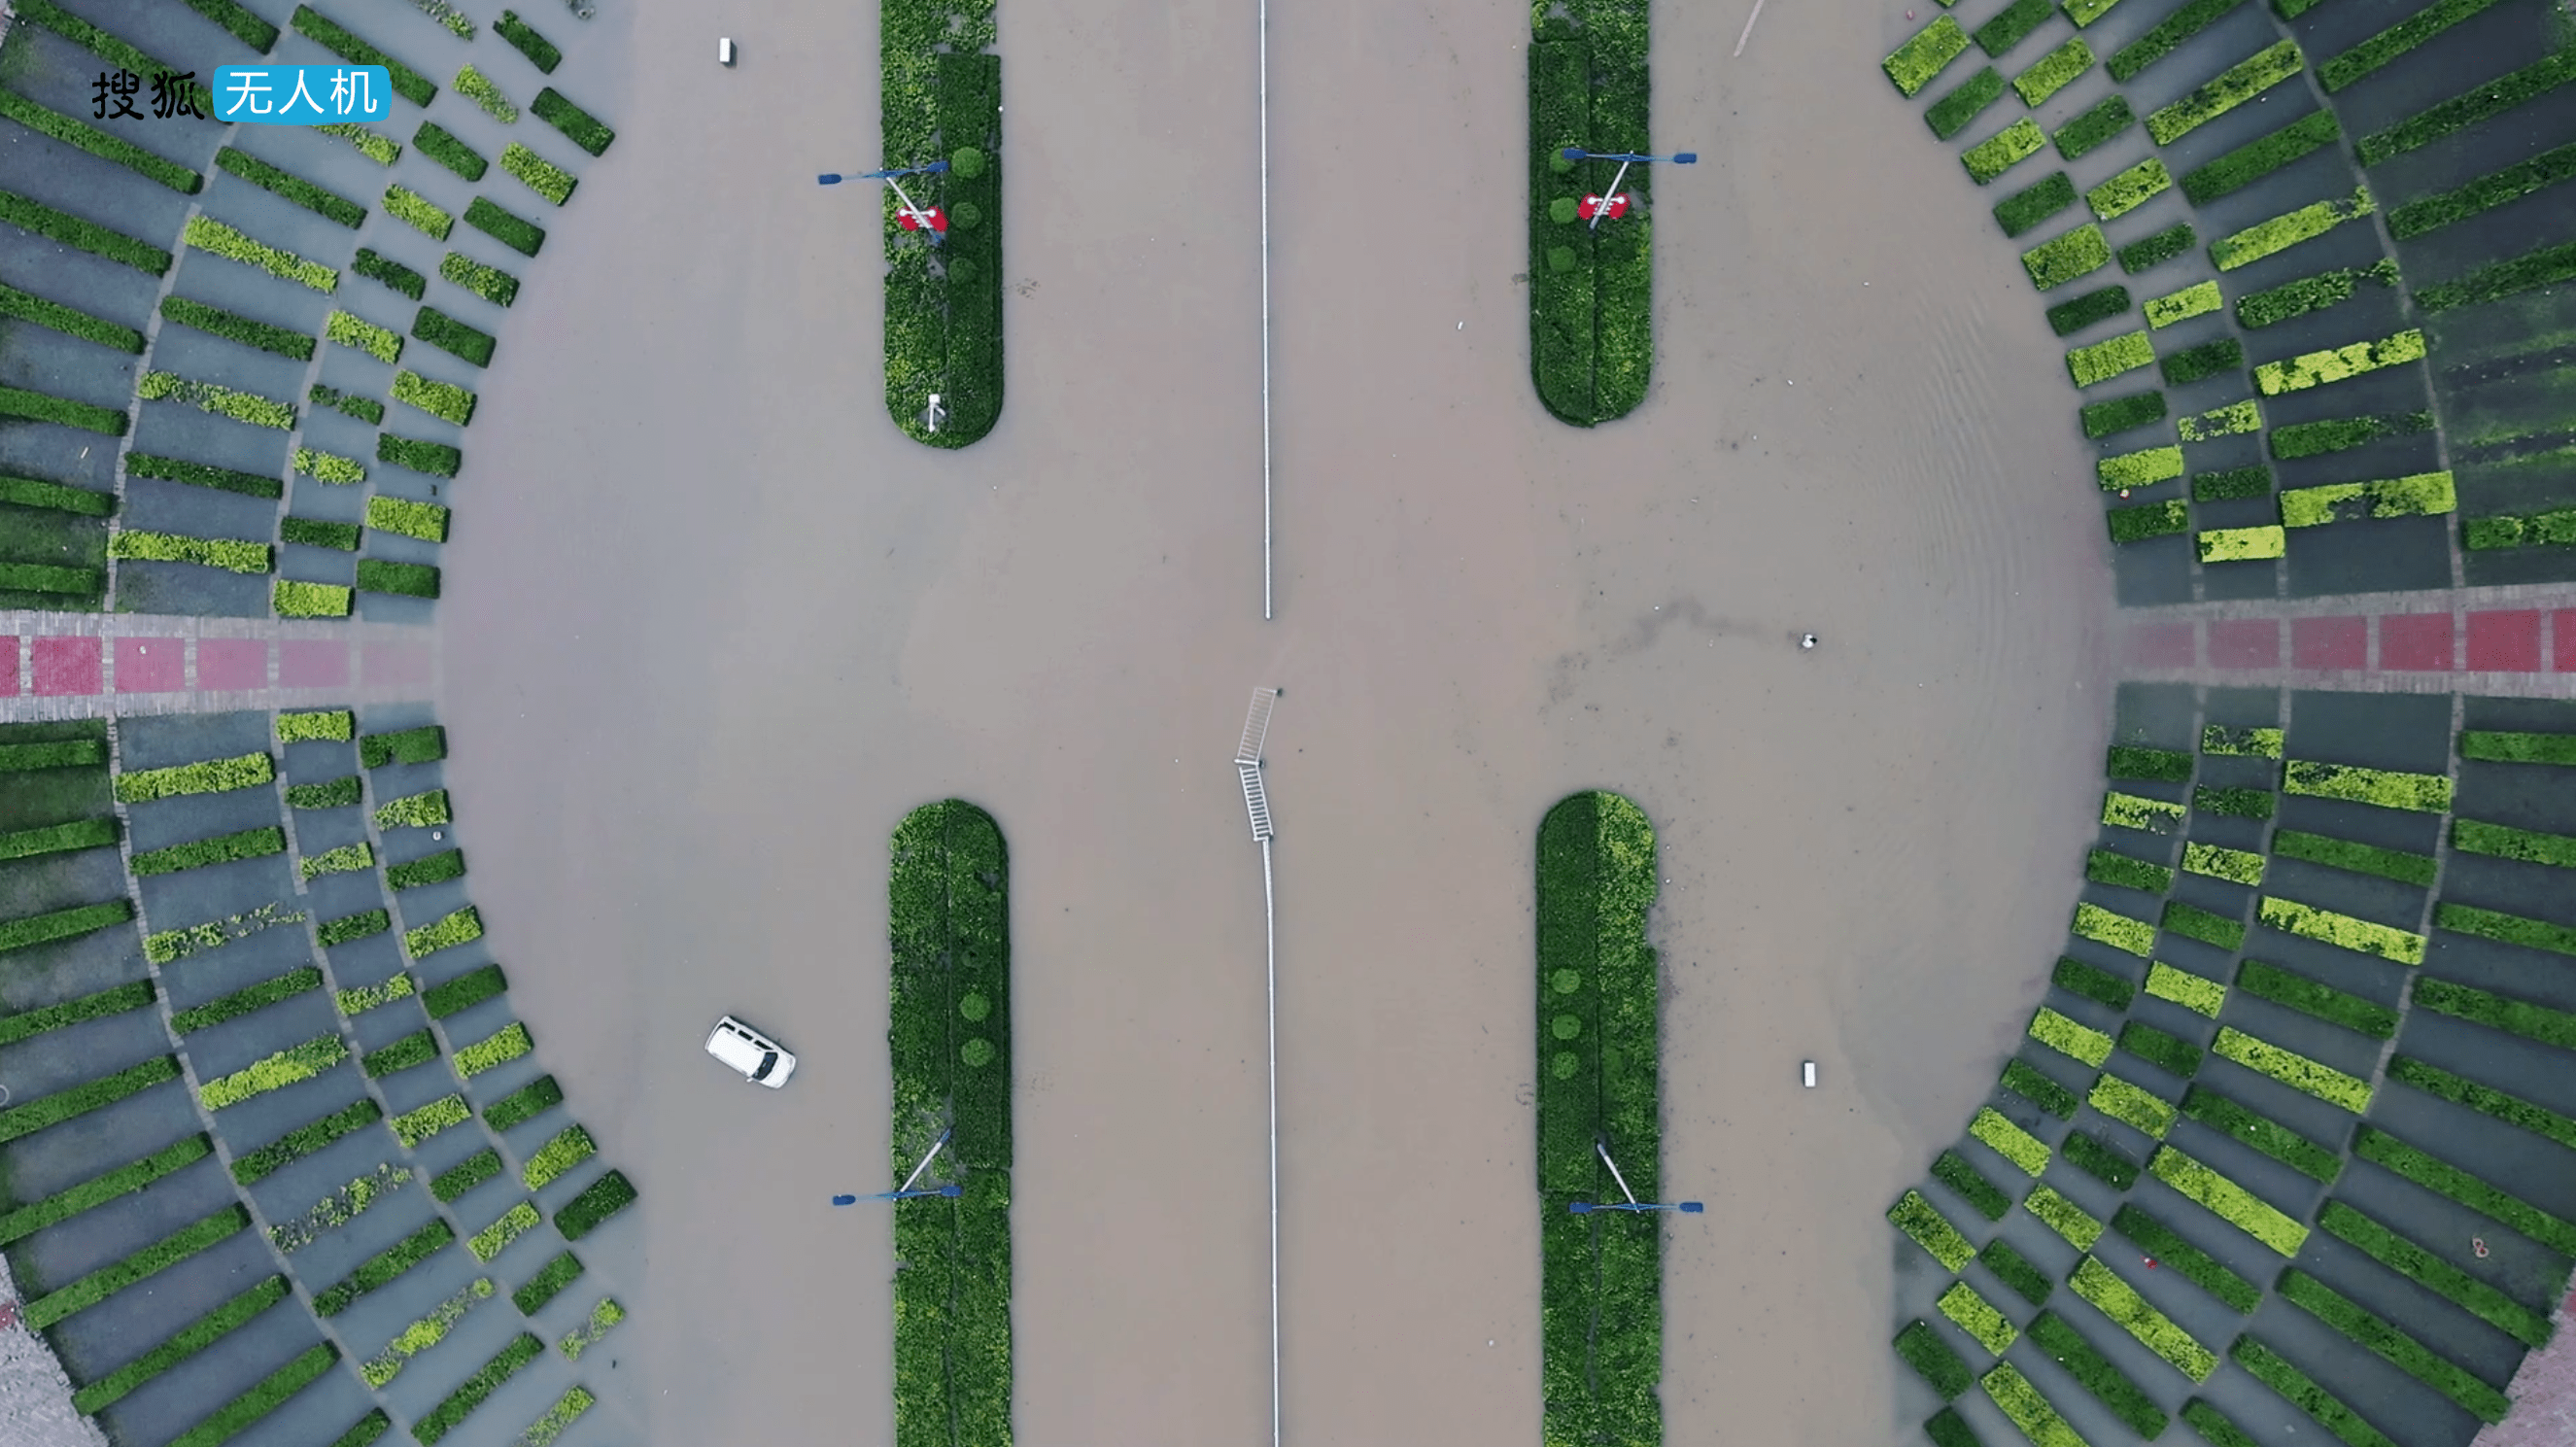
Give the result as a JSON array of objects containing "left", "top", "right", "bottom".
[
  {"left": 719, "top": 37, "right": 735, "bottom": 64},
  {"left": 1801, "top": 634, "right": 1818, "bottom": 649},
  {"left": 1803, "top": 1061, "right": 1817, "bottom": 1087}
]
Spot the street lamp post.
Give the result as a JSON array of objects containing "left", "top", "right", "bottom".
[
  {"left": 1559, "top": 147, "right": 1699, "bottom": 230},
  {"left": 818, "top": 160, "right": 951, "bottom": 242}
]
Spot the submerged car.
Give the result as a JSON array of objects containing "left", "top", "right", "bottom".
[{"left": 704, "top": 1015, "right": 797, "bottom": 1088}]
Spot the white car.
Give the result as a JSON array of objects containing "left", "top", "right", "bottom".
[{"left": 704, "top": 1016, "right": 797, "bottom": 1088}]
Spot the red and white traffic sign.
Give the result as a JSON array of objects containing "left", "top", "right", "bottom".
[
  {"left": 898, "top": 205, "right": 946, "bottom": 233},
  {"left": 1578, "top": 193, "right": 1631, "bottom": 221}
]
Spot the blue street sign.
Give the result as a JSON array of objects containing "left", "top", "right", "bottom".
[{"left": 211, "top": 65, "right": 390, "bottom": 123}]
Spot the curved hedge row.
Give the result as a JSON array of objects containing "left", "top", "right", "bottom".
[
  {"left": 1535, "top": 790, "right": 1661, "bottom": 1445},
  {"left": 888, "top": 799, "right": 1013, "bottom": 1443},
  {"left": 1528, "top": 0, "right": 1653, "bottom": 427}
]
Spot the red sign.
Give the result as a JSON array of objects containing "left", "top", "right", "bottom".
[
  {"left": 899, "top": 205, "right": 946, "bottom": 233},
  {"left": 1578, "top": 193, "right": 1631, "bottom": 221}
]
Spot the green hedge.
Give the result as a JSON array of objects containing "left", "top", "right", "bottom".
[
  {"left": 2191, "top": 784, "right": 2270, "bottom": 818},
  {"left": 2388, "top": 1056, "right": 2576, "bottom": 1152},
  {"left": 387, "top": 847, "right": 465, "bottom": 889},
  {"left": 1968, "top": 119, "right": 2048, "bottom": 185},
  {"left": 1980, "top": 1237, "right": 2053, "bottom": 1306},
  {"left": 2070, "top": 330, "right": 2153, "bottom": 386},
  {"left": 2108, "top": 0, "right": 2243, "bottom": 81},
  {"left": 431, "top": 1149, "right": 501, "bottom": 1202},
  {"left": 353, "top": 246, "right": 427, "bottom": 300},
  {"left": 486, "top": 1075, "right": 563, "bottom": 1130},
  {"left": 2087, "top": 158, "right": 2171, "bottom": 222},
  {"left": 2414, "top": 977, "right": 2576, "bottom": 1048},
  {"left": 0, "top": 283, "right": 140, "bottom": 353},
  {"left": 2147, "top": 40, "right": 2302, "bottom": 144},
  {"left": 366, "top": 495, "right": 450, "bottom": 544},
  {"left": 317, "top": 122, "right": 397, "bottom": 164},
  {"left": 2181, "top": 111, "right": 2338, "bottom": 205},
  {"left": 499, "top": 14, "right": 564, "bottom": 74},
  {"left": 412, "top": 121, "right": 487, "bottom": 181},
  {"left": 464, "top": 196, "right": 546, "bottom": 256},
  {"left": 2025, "top": 224, "right": 2112, "bottom": 290},
  {"left": 2180, "top": 1085, "right": 2341, "bottom": 1180},
  {"left": 413, "top": 308, "right": 496, "bottom": 367},
  {"left": 330, "top": 1411, "right": 390, "bottom": 1447},
  {"left": 2284, "top": 1268, "right": 2508, "bottom": 1419},
  {"left": 197, "top": 1034, "right": 347, "bottom": 1110},
  {"left": 2112, "top": 499, "right": 2189, "bottom": 543},
  {"left": 1933, "top": 1148, "right": 2011, "bottom": 1219},
  {"left": 25, "top": 1204, "right": 246, "bottom": 1327},
  {"left": 2120, "top": 1019, "right": 2200, "bottom": 1076},
  {"left": 2193, "top": 465, "right": 2270, "bottom": 500},
  {"left": 2231, "top": 1336, "right": 2395, "bottom": 1447},
  {"left": 512, "top": 1251, "right": 584, "bottom": 1314},
  {"left": 282, "top": 517, "right": 361, "bottom": 551},
  {"left": 2320, "top": 0, "right": 2504, "bottom": 91},
  {"left": 2081, "top": 390, "right": 2166, "bottom": 438},
  {"left": 2117, "top": 222, "right": 2195, "bottom": 274},
  {"left": 2354, "top": 1126, "right": 2576, "bottom": 1254},
  {"left": 2392, "top": 138, "right": 2576, "bottom": 240},
  {"left": 0, "top": 1133, "right": 205, "bottom": 1246},
  {"left": 378, "top": 434, "right": 463, "bottom": 477},
  {"left": 880, "top": 52, "right": 1004, "bottom": 444},
  {"left": 2270, "top": 830, "right": 2430, "bottom": 888},
  {"left": 361, "top": 723, "right": 447, "bottom": 767},
  {"left": 166, "top": 1342, "right": 338, "bottom": 1447},
  {"left": 2044, "top": 285, "right": 2129, "bottom": 335},
  {"left": 2358, "top": 50, "right": 2576, "bottom": 164},
  {"left": 410, "top": 907, "right": 485, "bottom": 961},
  {"left": 2433, "top": 901, "right": 2576, "bottom": 957},
  {"left": 522, "top": 1124, "right": 597, "bottom": 1189},
  {"left": 317, "top": 909, "right": 388, "bottom": 947},
  {"left": 0, "top": 817, "right": 117, "bottom": 863},
  {"left": 413, "top": 1332, "right": 542, "bottom": 1444},
  {"left": 2053, "top": 955, "right": 2133, "bottom": 1010},
  {"left": 2270, "top": 411, "right": 2430, "bottom": 460},
  {"left": 126, "top": 452, "right": 280, "bottom": 500},
  {"left": 2235, "top": 958, "right": 2395, "bottom": 1037},
  {"left": 0, "top": 385, "right": 125, "bottom": 435},
  {"left": 2214, "top": 188, "right": 2377, "bottom": 273},
  {"left": 1886, "top": 15, "right": 1972, "bottom": 95},
  {"left": 2109, "top": 1204, "right": 2259, "bottom": 1311},
  {"left": 309, "top": 382, "right": 387, "bottom": 425},
  {"left": 424, "top": 962, "right": 506, "bottom": 1017},
  {"left": 2147, "top": 281, "right": 2222, "bottom": 329},
  {"left": 1927, "top": 1407, "right": 1983, "bottom": 1447},
  {"left": 555, "top": 1168, "right": 636, "bottom": 1239},
  {"left": 0, "top": 473, "right": 113, "bottom": 515},
  {"left": 1897, "top": 1320, "right": 1973, "bottom": 1398},
  {"left": 457, "top": 64, "right": 518, "bottom": 122},
  {"left": 532, "top": 87, "right": 613, "bottom": 155},
  {"left": 0, "top": 90, "right": 200, "bottom": 193},
  {"left": 2026, "top": 1311, "right": 2165, "bottom": 1436},
  {"left": 2417, "top": 237, "right": 2576, "bottom": 313},
  {"left": 361, "top": 1029, "right": 438, "bottom": 1078},
  {"left": 499, "top": 142, "right": 576, "bottom": 205},
  {"left": 159, "top": 295, "right": 314, "bottom": 360},
  {"left": 439, "top": 252, "right": 519, "bottom": 306},
  {"left": 288, "top": 776, "right": 361, "bottom": 809},
  {"left": 1975, "top": 0, "right": 2052, "bottom": 55},
  {"left": 232, "top": 1100, "right": 382, "bottom": 1187},
  {"left": 1929, "top": 68, "right": 2007, "bottom": 138},
  {"left": 171, "top": 969, "right": 320, "bottom": 1033},
  {"left": 1996, "top": 173, "right": 2078, "bottom": 237},
  {"left": 130, "top": 824, "right": 285, "bottom": 877},
  {"left": 2062, "top": 1130, "right": 2141, "bottom": 1189},
  {"left": 2086, "top": 846, "right": 2172, "bottom": 892},
  {"left": 2161, "top": 900, "right": 2245, "bottom": 950},
  {"left": 290, "top": 7, "right": 434, "bottom": 104},
  {"left": 2003, "top": 1057, "right": 2080, "bottom": 1118},
  {"left": 0, "top": 737, "right": 104, "bottom": 772},
  {"left": 2053, "top": 95, "right": 2134, "bottom": 159},
  {"left": 2011, "top": 37, "right": 2095, "bottom": 107},
  {"left": 2283, "top": 760, "right": 2448, "bottom": 812},
  {"left": 2150, "top": 1145, "right": 2307, "bottom": 1255},
  {"left": 313, "top": 1220, "right": 451, "bottom": 1316},
  {"left": 183, "top": 216, "right": 335, "bottom": 292},
  {"left": 2069, "top": 1254, "right": 2215, "bottom": 1379},
  {"left": 2464, "top": 729, "right": 2576, "bottom": 764},
  {"left": 378, "top": 789, "right": 452, "bottom": 829},
  {"left": 214, "top": 147, "right": 362, "bottom": 225},
  {"left": 73, "top": 1274, "right": 287, "bottom": 1414},
  {"left": 2317, "top": 1201, "right": 2554, "bottom": 1348},
  {"left": 1979, "top": 1363, "right": 2082, "bottom": 1447},
  {"left": 0, "top": 561, "right": 98, "bottom": 596},
  {"left": 386, "top": 185, "right": 454, "bottom": 244},
  {"left": 2160, "top": 338, "right": 2242, "bottom": 386},
  {"left": 0, "top": 898, "right": 133, "bottom": 955},
  {"left": 0, "top": 980, "right": 149, "bottom": 1048},
  {"left": 0, "top": 189, "right": 170, "bottom": 274}
]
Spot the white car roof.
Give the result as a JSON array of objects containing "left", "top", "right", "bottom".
[{"left": 704, "top": 1017, "right": 771, "bottom": 1074}]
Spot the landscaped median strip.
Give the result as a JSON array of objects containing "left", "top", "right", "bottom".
[
  {"left": 2318, "top": 1201, "right": 2555, "bottom": 1348},
  {"left": 2147, "top": 1144, "right": 2307, "bottom": 1255}
]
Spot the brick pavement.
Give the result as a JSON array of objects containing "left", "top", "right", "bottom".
[{"left": 0, "top": 613, "right": 438, "bottom": 722}]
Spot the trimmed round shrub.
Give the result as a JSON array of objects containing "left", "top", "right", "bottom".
[
  {"left": 1551, "top": 1051, "right": 1581, "bottom": 1080},
  {"left": 946, "top": 256, "right": 978, "bottom": 283},
  {"left": 1551, "top": 1014, "right": 1582, "bottom": 1041},
  {"left": 1548, "top": 148, "right": 1575, "bottom": 174},
  {"left": 1549, "top": 196, "right": 1579, "bottom": 224},
  {"left": 959, "top": 1037, "right": 995, "bottom": 1067},
  {"left": 950, "top": 200, "right": 981, "bottom": 230},
  {"left": 959, "top": 991, "right": 990, "bottom": 1022},
  {"left": 1546, "top": 246, "right": 1577, "bottom": 273},
  {"left": 1551, "top": 969, "right": 1582, "bottom": 995},
  {"left": 951, "top": 148, "right": 985, "bottom": 179}
]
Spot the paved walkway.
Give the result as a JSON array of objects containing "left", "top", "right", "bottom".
[
  {"left": 2476, "top": 1287, "right": 2576, "bottom": 1447},
  {"left": 0, "top": 612, "right": 438, "bottom": 722},
  {"left": 2114, "top": 582, "right": 2576, "bottom": 698}
]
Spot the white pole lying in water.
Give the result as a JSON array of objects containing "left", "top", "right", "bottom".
[
  {"left": 1258, "top": 0, "right": 1274, "bottom": 623},
  {"left": 1263, "top": 832, "right": 1280, "bottom": 1447}
]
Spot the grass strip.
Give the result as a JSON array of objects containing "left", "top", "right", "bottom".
[
  {"left": 2162, "top": 900, "right": 2245, "bottom": 950},
  {"left": 2180, "top": 1085, "right": 2342, "bottom": 1180},
  {"left": 0, "top": 475, "right": 112, "bottom": 515},
  {"left": 230, "top": 1097, "right": 380, "bottom": 1184},
  {"left": 411, "top": 1332, "right": 545, "bottom": 1444},
  {"left": 1998, "top": 172, "right": 2078, "bottom": 237},
  {"left": 2012, "top": 38, "right": 2097, "bottom": 107},
  {"left": 307, "top": 382, "right": 386, "bottom": 426},
  {"left": 2181, "top": 111, "right": 2340, "bottom": 205},
  {"left": 2108, "top": 0, "right": 2245, "bottom": 82},
  {"left": 0, "top": 1134, "right": 206, "bottom": 1246},
  {"left": 1887, "top": 15, "right": 1974, "bottom": 95},
  {"left": 289, "top": 778, "right": 362, "bottom": 812},
  {"left": 2230, "top": 1335, "right": 2395, "bottom": 1447},
  {"left": 554, "top": 1168, "right": 636, "bottom": 1239},
  {"left": 2160, "top": 337, "right": 2243, "bottom": 386},
  {"left": 183, "top": 216, "right": 335, "bottom": 293},
  {"left": 0, "top": 189, "right": 169, "bottom": 274},
  {"left": 2234, "top": 959, "right": 2395, "bottom": 1037},
  {"left": 532, "top": 86, "right": 614, "bottom": 155},
  {"left": 2462, "top": 730, "right": 2576, "bottom": 765},
  {"left": 2212, "top": 1025, "right": 2370, "bottom": 1111},
  {"left": 486, "top": 1075, "right": 563, "bottom": 1132},
  {"left": 24, "top": 1205, "right": 246, "bottom": 1327},
  {"left": 2319, "top": 0, "right": 2506, "bottom": 92},
  {"left": 0, "top": 898, "right": 134, "bottom": 955},
  {"left": 2109, "top": 1204, "right": 2260, "bottom": 1311},
  {"left": 2069, "top": 1254, "right": 2215, "bottom": 1379},
  {"left": 0, "top": 817, "right": 117, "bottom": 862},
  {"left": 2087, "top": 847, "right": 2173, "bottom": 892},
  {"left": 1981, "top": 1237, "right": 2054, "bottom": 1306},
  {"left": 2146, "top": 40, "right": 2302, "bottom": 145},
  {"left": 464, "top": 195, "right": 546, "bottom": 256},
  {"left": 2413, "top": 978, "right": 2576, "bottom": 1047},
  {"left": 1940, "top": 1280, "right": 2019, "bottom": 1353},
  {"left": 2433, "top": 901, "right": 2576, "bottom": 957},
  {"left": 2147, "top": 1145, "right": 2308, "bottom": 1255},
  {"left": 131, "top": 825, "right": 285, "bottom": 877},
  {"left": 2280, "top": 1269, "right": 2508, "bottom": 1420},
  {"left": 213, "top": 148, "right": 362, "bottom": 225},
  {"left": 2211, "top": 187, "right": 2375, "bottom": 272},
  {"left": 2357, "top": 51, "right": 2576, "bottom": 164},
  {"left": 0, "top": 1055, "right": 174, "bottom": 1145},
  {"left": 2063, "top": 1130, "right": 2142, "bottom": 1189},
  {"left": 1969, "top": 118, "right": 2050, "bottom": 185},
  {"left": 512, "top": 1251, "right": 584, "bottom": 1314},
  {"left": 424, "top": 963, "right": 506, "bottom": 1018},
  {"left": 2254, "top": 327, "right": 2425, "bottom": 396},
  {"left": 0, "top": 283, "right": 141, "bottom": 352},
  {"left": 2054, "top": 956, "right": 2134, "bottom": 1009},
  {"left": 1930, "top": 67, "right": 2008, "bottom": 138},
  {"left": 1898, "top": 1320, "right": 1975, "bottom": 1398},
  {"left": 166, "top": 1341, "right": 337, "bottom": 1447},
  {"left": 498, "top": 11, "right": 562, "bottom": 72},
  {"left": 289, "top": 7, "right": 434, "bottom": 105},
  {"left": 2026, "top": 1184, "right": 2105, "bottom": 1249},
  {"left": 0, "top": 89, "right": 199, "bottom": 193},
  {"left": 2239, "top": 260, "right": 2397, "bottom": 329},
  {"left": 2388, "top": 1056, "right": 2576, "bottom": 1151},
  {"left": 171, "top": 969, "right": 321, "bottom": 1033},
  {"left": 2355, "top": 1125, "right": 2576, "bottom": 1253},
  {"left": 522, "top": 1124, "right": 597, "bottom": 1189},
  {"left": 2388, "top": 139, "right": 2576, "bottom": 239},
  {"left": 1979, "top": 1363, "right": 2086, "bottom": 1447},
  {"left": 2452, "top": 817, "right": 2576, "bottom": 869},
  {"left": 2272, "top": 831, "right": 2432, "bottom": 888},
  {"left": 2053, "top": 94, "right": 2135, "bottom": 160},
  {"left": 2004, "top": 1058, "right": 2081, "bottom": 1118},
  {"left": 0, "top": 385, "right": 124, "bottom": 435},
  {"left": 2317, "top": 1200, "right": 2553, "bottom": 1348},
  {"left": 431, "top": 1149, "right": 501, "bottom": 1202},
  {"left": 71, "top": 1273, "right": 287, "bottom": 1413},
  {"left": 2270, "top": 411, "right": 2431, "bottom": 460}
]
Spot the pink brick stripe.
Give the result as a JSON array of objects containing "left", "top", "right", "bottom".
[
  {"left": 2115, "top": 586, "right": 2576, "bottom": 696},
  {"left": 31, "top": 637, "right": 99, "bottom": 696},
  {"left": 196, "top": 638, "right": 267, "bottom": 691},
  {"left": 2292, "top": 616, "right": 2366, "bottom": 671},
  {"left": 0, "top": 617, "right": 437, "bottom": 722},
  {"left": 114, "top": 637, "right": 184, "bottom": 693}
]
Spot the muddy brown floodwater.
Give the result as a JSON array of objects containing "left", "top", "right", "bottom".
[{"left": 437, "top": 0, "right": 2116, "bottom": 1440}]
